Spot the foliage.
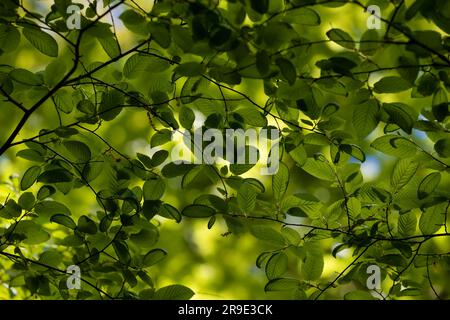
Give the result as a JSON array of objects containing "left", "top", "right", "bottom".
[{"left": 0, "top": 0, "right": 449, "bottom": 300}]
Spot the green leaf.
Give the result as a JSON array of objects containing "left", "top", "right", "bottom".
[
  {"left": 37, "top": 186, "right": 56, "bottom": 200},
  {"left": 77, "top": 215, "right": 97, "bottom": 234},
  {"left": 172, "top": 25, "right": 193, "bottom": 52},
  {"left": 264, "top": 278, "right": 301, "bottom": 292},
  {"left": 174, "top": 62, "right": 204, "bottom": 77},
  {"left": 162, "top": 162, "right": 195, "bottom": 178},
  {"left": 22, "top": 26, "right": 58, "bottom": 57},
  {"left": 249, "top": 225, "right": 286, "bottom": 246},
  {"left": 353, "top": 100, "right": 379, "bottom": 138},
  {"left": 371, "top": 136, "right": 417, "bottom": 158},
  {"left": 275, "top": 57, "right": 296, "bottom": 85},
  {"left": 37, "top": 169, "right": 73, "bottom": 183},
  {"left": 159, "top": 203, "right": 182, "bottom": 223},
  {"left": 18, "top": 192, "right": 35, "bottom": 211},
  {"left": 434, "top": 138, "right": 450, "bottom": 158},
  {"left": 149, "top": 90, "right": 169, "bottom": 106},
  {"left": 374, "top": 77, "right": 412, "bottom": 94},
  {"left": 234, "top": 107, "right": 267, "bottom": 127},
  {"left": 10, "top": 221, "right": 50, "bottom": 244},
  {"left": 99, "top": 90, "right": 124, "bottom": 121},
  {"left": 417, "top": 172, "right": 441, "bottom": 199},
  {"left": 9, "top": 68, "right": 43, "bottom": 86},
  {"left": 382, "top": 103, "right": 415, "bottom": 134},
  {"left": 209, "top": 26, "right": 233, "bottom": 49},
  {"left": 417, "top": 73, "right": 439, "bottom": 96},
  {"left": 137, "top": 153, "right": 153, "bottom": 168},
  {"left": 123, "top": 53, "right": 170, "bottom": 78},
  {"left": 44, "top": 60, "right": 67, "bottom": 87},
  {"left": 181, "top": 165, "right": 204, "bottom": 189},
  {"left": 397, "top": 288, "right": 422, "bottom": 297},
  {"left": 302, "top": 243, "right": 324, "bottom": 280},
  {"left": 279, "top": 8, "right": 320, "bottom": 26},
  {"left": 143, "top": 249, "right": 167, "bottom": 267},
  {"left": 207, "top": 216, "right": 216, "bottom": 229},
  {"left": 292, "top": 287, "right": 307, "bottom": 300},
  {"left": 143, "top": 178, "right": 166, "bottom": 200},
  {"left": 344, "top": 290, "right": 375, "bottom": 300},
  {"left": 148, "top": 22, "right": 171, "bottom": 48},
  {"left": 322, "top": 103, "right": 340, "bottom": 117},
  {"left": 140, "top": 289, "right": 157, "bottom": 299},
  {"left": 0, "top": 25, "right": 20, "bottom": 53},
  {"left": 21, "top": 166, "right": 41, "bottom": 191},
  {"left": 55, "top": 126, "right": 79, "bottom": 138},
  {"left": 414, "top": 120, "right": 442, "bottom": 133},
  {"left": 326, "top": 28, "right": 354, "bottom": 49},
  {"left": 39, "top": 250, "right": 62, "bottom": 268},
  {"left": 265, "top": 252, "right": 288, "bottom": 280},
  {"left": 256, "top": 252, "right": 272, "bottom": 269},
  {"left": 54, "top": 90, "right": 74, "bottom": 114},
  {"left": 405, "top": 0, "right": 424, "bottom": 20},
  {"left": 63, "top": 141, "right": 91, "bottom": 162},
  {"left": 398, "top": 211, "right": 417, "bottom": 237},
  {"left": 153, "top": 285, "right": 194, "bottom": 300},
  {"left": 130, "top": 227, "right": 158, "bottom": 249},
  {"left": 409, "top": 31, "right": 442, "bottom": 56},
  {"left": 137, "top": 271, "right": 154, "bottom": 287},
  {"left": 0, "top": 199, "right": 21, "bottom": 219},
  {"left": 35, "top": 200, "right": 71, "bottom": 217},
  {"left": 318, "top": 57, "right": 356, "bottom": 76},
  {"left": 282, "top": 193, "right": 321, "bottom": 219},
  {"left": 119, "top": 9, "right": 147, "bottom": 35},
  {"left": 346, "top": 197, "right": 361, "bottom": 219},
  {"left": 17, "top": 149, "right": 45, "bottom": 162},
  {"left": 391, "top": 159, "right": 419, "bottom": 191},
  {"left": 398, "top": 55, "right": 419, "bottom": 84},
  {"left": 301, "top": 158, "right": 335, "bottom": 181},
  {"left": 272, "top": 162, "right": 289, "bottom": 202},
  {"left": 179, "top": 106, "right": 195, "bottom": 129},
  {"left": 360, "top": 29, "right": 379, "bottom": 55},
  {"left": 151, "top": 129, "right": 172, "bottom": 147},
  {"left": 77, "top": 99, "right": 95, "bottom": 115},
  {"left": 379, "top": 254, "right": 407, "bottom": 267},
  {"left": 432, "top": 88, "right": 448, "bottom": 122},
  {"left": 419, "top": 204, "right": 445, "bottom": 235},
  {"left": 237, "top": 183, "right": 257, "bottom": 213},
  {"left": 182, "top": 204, "right": 215, "bottom": 218},
  {"left": 340, "top": 144, "right": 366, "bottom": 162},
  {"left": 89, "top": 24, "right": 120, "bottom": 58},
  {"left": 256, "top": 50, "right": 270, "bottom": 77},
  {"left": 50, "top": 214, "right": 76, "bottom": 229},
  {"left": 288, "top": 145, "right": 307, "bottom": 166},
  {"left": 82, "top": 162, "right": 103, "bottom": 183},
  {"left": 123, "top": 270, "right": 137, "bottom": 288},
  {"left": 113, "top": 240, "right": 131, "bottom": 265}
]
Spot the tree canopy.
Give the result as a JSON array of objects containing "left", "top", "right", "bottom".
[{"left": 0, "top": 0, "right": 449, "bottom": 300}]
